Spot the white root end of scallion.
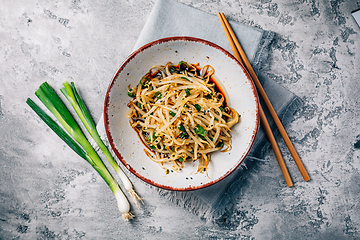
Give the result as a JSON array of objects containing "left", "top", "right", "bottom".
[
  {"left": 128, "top": 188, "right": 143, "bottom": 208},
  {"left": 114, "top": 190, "right": 133, "bottom": 222},
  {"left": 115, "top": 168, "right": 143, "bottom": 207},
  {"left": 122, "top": 212, "right": 135, "bottom": 222}
]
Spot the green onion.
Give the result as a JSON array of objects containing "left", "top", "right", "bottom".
[
  {"left": 140, "top": 77, "right": 150, "bottom": 87},
  {"left": 194, "top": 124, "right": 207, "bottom": 137},
  {"left": 26, "top": 98, "right": 88, "bottom": 161},
  {"left": 216, "top": 141, "right": 225, "bottom": 148},
  {"left": 60, "top": 82, "right": 142, "bottom": 207},
  {"left": 194, "top": 104, "right": 201, "bottom": 112},
  {"left": 178, "top": 157, "right": 184, "bottom": 162},
  {"left": 147, "top": 133, "right": 157, "bottom": 142},
  {"left": 178, "top": 132, "right": 188, "bottom": 139},
  {"left": 169, "top": 111, "right": 176, "bottom": 117},
  {"left": 154, "top": 91, "right": 162, "bottom": 99},
  {"left": 179, "top": 61, "right": 189, "bottom": 71},
  {"left": 127, "top": 88, "right": 135, "bottom": 98},
  {"left": 178, "top": 124, "right": 186, "bottom": 132},
  {"left": 27, "top": 82, "right": 135, "bottom": 221},
  {"left": 185, "top": 88, "right": 190, "bottom": 97},
  {"left": 169, "top": 66, "right": 175, "bottom": 73}
]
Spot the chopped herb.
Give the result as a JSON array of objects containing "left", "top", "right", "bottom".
[
  {"left": 127, "top": 89, "right": 135, "bottom": 97},
  {"left": 178, "top": 132, "right": 188, "bottom": 139},
  {"left": 216, "top": 141, "right": 225, "bottom": 148},
  {"left": 194, "top": 104, "right": 201, "bottom": 112},
  {"left": 184, "top": 104, "right": 189, "bottom": 108},
  {"left": 179, "top": 61, "right": 188, "bottom": 71},
  {"left": 169, "top": 111, "right": 176, "bottom": 117},
  {"left": 140, "top": 77, "right": 150, "bottom": 87},
  {"left": 169, "top": 66, "right": 175, "bottom": 73},
  {"left": 219, "top": 107, "right": 224, "bottom": 111},
  {"left": 149, "top": 144, "right": 156, "bottom": 150},
  {"left": 185, "top": 88, "right": 190, "bottom": 97},
  {"left": 181, "top": 77, "right": 189, "bottom": 81},
  {"left": 178, "top": 157, "right": 184, "bottom": 162},
  {"left": 166, "top": 169, "right": 170, "bottom": 174},
  {"left": 194, "top": 125, "right": 207, "bottom": 137},
  {"left": 154, "top": 91, "right": 162, "bottom": 99},
  {"left": 146, "top": 132, "right": 157, "bottom": 142},
  {"left": 178, "top": 124, "right": 186, "bottom": 132}
]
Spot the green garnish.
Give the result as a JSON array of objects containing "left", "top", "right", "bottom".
[
  {"left": 166, "top": 169, "right": 170, "bottom": 174},
  {"left": 147, "top": 132, "right": 157, "bottom": 142},
  {"left": 169, "top": 66, "right": 175, "bottom": 73},
  {"left": 216, "top": 141, "right": 225, "bottom": 148},
  {"left": 178, "top": 132, "right": 188, "bottom": 139},
  {"left": 194, "top": 125, "right": 207, "bottom": 137},
  {"left": 127, "top": 88, "right": 135, "bottom": 98},
  {"left": 154, "top": 91, "right": 162, "bottom": 99},
  {"left": 179, "top": 61, "right": 189, "bottom": 71},
  {"left": 169, "top": 111, "right": 176, "bottom": 117},
  {"left": 185, "top": 88, "right": 190, "bottom": 97},
  {"left": 194, "top": 104, "right": 201, "bottom": 112},
  {"left": 140, "top": 77, "right": 150, "bottom": 87},
  {"left": 178, "top": 157, "right": 184, "bottom": 162},
  {"left": 178, "top": 124, "right": 186, "bottom": 132}
]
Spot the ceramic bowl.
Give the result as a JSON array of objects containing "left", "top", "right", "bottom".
[{"left": 104, "top": 36, "right": 259, "bottom": 191}]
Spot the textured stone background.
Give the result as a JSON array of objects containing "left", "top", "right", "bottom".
[{"left": 1, "top": 0, "right": 360, "bottom": 239}]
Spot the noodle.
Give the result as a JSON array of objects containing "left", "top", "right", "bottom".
[{"left": 126, "top": 61, "right": 239, "bottom": 175}]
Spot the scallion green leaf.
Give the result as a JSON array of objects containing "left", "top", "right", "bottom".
[
  {"left": 194, "top": 104, "right": 201, "bottom": 112},
  {"left": 61, "top": 81, "right": 142, "bottom": 207},
  {"left": 28, "top": 81, "right": 138, "bottom": 221},
  {"left": 154, "top": 91, "right": 162, "bottom": 99},
  {"left": 194, "top": 125, "right": 207, "bottom": 137}
]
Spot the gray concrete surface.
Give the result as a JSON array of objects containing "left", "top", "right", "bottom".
[{"left": 1, "top": 0, "right": 360, "bottom": 239}]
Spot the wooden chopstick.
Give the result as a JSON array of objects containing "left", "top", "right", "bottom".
[
  {"left": 218, "top": 12, "right": 310, "bottom": 183},
  {"left": 217, "top": 12, "right": 292, "bottom": 187},
  {"left": 217, "top": 13, "right": 292, "bottom": 187}
]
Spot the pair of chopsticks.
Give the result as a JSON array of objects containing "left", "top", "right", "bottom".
[{"left": 218, "top": 13, "right": 310, "bottom": 187}]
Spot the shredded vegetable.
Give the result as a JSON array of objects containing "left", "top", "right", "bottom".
[{"left": 126, "top": 61, "right": 239, "bottom": 175}]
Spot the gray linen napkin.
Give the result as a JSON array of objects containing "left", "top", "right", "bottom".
[{"left": 97, "top": 0, "right": 303, "bottom": 220}]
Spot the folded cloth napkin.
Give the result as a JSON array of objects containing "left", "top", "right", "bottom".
[{"left": 97, "top": 0, "right": 303, "bottom": 220}]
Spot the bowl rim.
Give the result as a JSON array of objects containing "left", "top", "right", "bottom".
[{"left": 104, "top": 36, "right": 259, "bottom": 191}]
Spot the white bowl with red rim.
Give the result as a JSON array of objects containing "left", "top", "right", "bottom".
[{"left": 104, "top": 36, "right": 259, "bottom": 191}]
